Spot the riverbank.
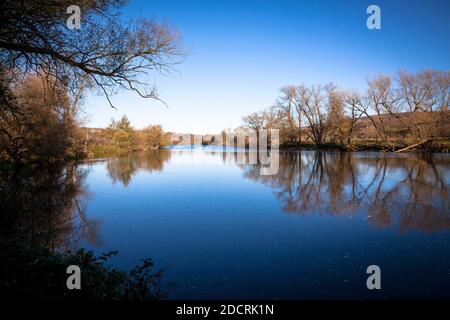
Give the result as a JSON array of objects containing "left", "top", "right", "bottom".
[
  {"left": 279, "top": 138, "right": 450, "bottom": 153},
  {"left": 0, "top": 238, "right": 167, "bottom": 299},
  {"left": 0, "top": 158, "right": 168, "bottom": 300},
  {"left": 196, "top": 137, "right": 450, "bottom": 153}
]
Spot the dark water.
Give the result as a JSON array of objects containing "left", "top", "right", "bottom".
[{"left": 5, "top": 148, "right": 450, "bottom": 299}]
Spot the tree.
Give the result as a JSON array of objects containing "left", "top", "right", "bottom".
[
  {"left": 349, "top": 75, "right": 394, "bottom": 143},
  {"left": 342, "top": 91, "right": 364, "bottom": 149},
  {"left": 278, "top": 86, "right": 301, "bottom": 143},
  {"left": 140, "top": 125, "right": 171, "bottom": 150},
  {"left": 0, "top": 74, "right": 84, "bottom": 163},
  {"left": 242, "top": 112, "right": 264, "bottom": 134},
  {"left": 0, "top": 0, "right": 184, "bottom": 164},
  {"left": 242, "top": 69, "right": 449, "bottom": 150},
  {"left": 0, "top": 0, "right": 184, "bottom": 109},
  {"left": 327, "top": 90, "right": 346, "bottom": 144},
  {"left": 242, "top": 106, "right": 284, "bottom": 147},
  {"left": 242, "top": 112, "right": 264, "bottom": 147},
  {"left": 353, "top": 71, "right": 449, "bottom": 147},
  {"left": 292, "top": 84, "right": 334, "bottom": 145},
  {"left": 106, "top": 116, "right": 135, "bottom": 151},
  {"left": 395, "top": 70, "right": 449, "bottom": 141}
]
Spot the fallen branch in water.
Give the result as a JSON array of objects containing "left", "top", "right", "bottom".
[{"left": 395, "top": 138, "right": 437, "bottom": 153}]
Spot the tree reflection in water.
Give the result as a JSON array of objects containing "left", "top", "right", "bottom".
[
  {"left": 241, "top": 151, "right": 450, "bottom": 233},
  {"left": 0, "top": 161, "right": 170, "bottom": 299},
  {"left": 0, "top": 150, "right": 172, "bottom": 249},
  {"left": 106, "top": 149, "right": 171, "bottom": 186},
  {"left": 0, "top": 162, "right": 99, "bottom": 250}
]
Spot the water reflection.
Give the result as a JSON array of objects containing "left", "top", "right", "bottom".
[
  {"left": 0, "top": 163, "right": 99, "bottom": 250},
  {"left": 81, "top": 149, "right": 450, "bottom": 299},
  {"left": 241, "top": 151, "right": 450, "bottom": 233},
  {"left": 0, "top": 150, "right": 173, "bottom": 248},
  {"left": 4, "top": 150, "right": 447, "bottom": 252},
  {"left": 3, "top": 149, "right": 448, "bottom": 298},
  {"left": 100, "top": 148, "right": 449, "bottom": 233},
  {"left": 106, "top": 149, "right": 171, "bottom": 186}
]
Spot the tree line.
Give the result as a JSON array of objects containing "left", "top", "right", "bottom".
[
  {"left": 0, "top": 0, "right": 181, "bottom": 299},
  {"left": 88, "top": 116, "right": 171, "bottom": 157},
  {"left": 0, "top": 72, "right": 172, "bottom": 163},
  {"left": 0, "top": 0, "right": 183, "bottom": 165},
  {"left": 242, "top": 70, "right": 449, "bottom": 151}
]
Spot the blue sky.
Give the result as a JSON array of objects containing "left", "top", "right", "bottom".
[{"left": 84, "top": 0, "right": 450, "bottom": 134}]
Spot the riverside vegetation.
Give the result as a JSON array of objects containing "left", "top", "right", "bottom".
[
  {"left": 242, "top": 70, "right": 449, "bottom": 152},
  {"left": 0, "top": 0, "right": 182, "bottom": 299},
  {"left": 0, "top": 0, "right": 448, "bottom": 300}
]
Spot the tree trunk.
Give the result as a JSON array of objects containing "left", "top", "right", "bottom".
[{"left": 395, "top": 138, "right": 437, "bottom": 153}]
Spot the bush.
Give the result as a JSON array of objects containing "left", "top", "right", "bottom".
[{"left": 0, "top": 239, "right": 167, "bottom": 300}]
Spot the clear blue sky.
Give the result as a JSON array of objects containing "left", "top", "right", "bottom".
[{"left": 84, "top": 0, "right": 450, "bottom": 134}]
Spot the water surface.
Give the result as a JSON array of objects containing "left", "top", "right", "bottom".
[{"left": 39, "top": 148, "right": 450, "bottom": 298}]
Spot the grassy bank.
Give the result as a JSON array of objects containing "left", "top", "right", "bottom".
[{"left": 279, "top": 138, "right": 450, "bottom": 153}]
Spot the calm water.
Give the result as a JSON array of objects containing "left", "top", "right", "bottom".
[{"left": 46, "top": 148, "right": 450, "bottom": 298}]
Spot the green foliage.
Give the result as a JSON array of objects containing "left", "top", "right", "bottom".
[
  {"left": 106, "top": 116, "right": 136, "bottom": 151},
  {"left": 89, "top": 144, "right": 121, "bottom": 157},
  {"left": 0, "top": 239, "right": 167, "bottom": 300},
  {"left": 88, "top": 120, "right": 171, "bottom": 157},
  {"left": 122, "top": 258, "right": 166, "bottom": 300},
  {"left": 0, "top": 163, "right": 171, "bottom": 300}
]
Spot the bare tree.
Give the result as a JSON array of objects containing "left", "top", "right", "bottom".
[
  {"left": 278, "top": 86, "right": 301, "bottom": 143},
  {"left": 351, "top": 71, "right": 449, "bottom": 147},
  {"left": 342, "top": 91, "right": 364, "bottom": 149},
  {"left": 242, "top": 112, "right": 264, "bottom": 134},
  {"left": 0, "top": 0, "right": 184, "bottom": 163},
  {"left": 242, "top": 70, "right": 448, "bottom": 151},
  {"left": 0, "top": 0, "right": 184, "bottom": 108},
  {"left": 327, "top": 89, "right": 346, "bottom": 144},
  {"left": 396, "top": 70, "right": 449, "bottom": 142},
  {"left": 292, "top": 84, "right": 334, "bottom": 145},
  {"left": 351, "top": 76, "right": 393, "bottom": 143}
]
